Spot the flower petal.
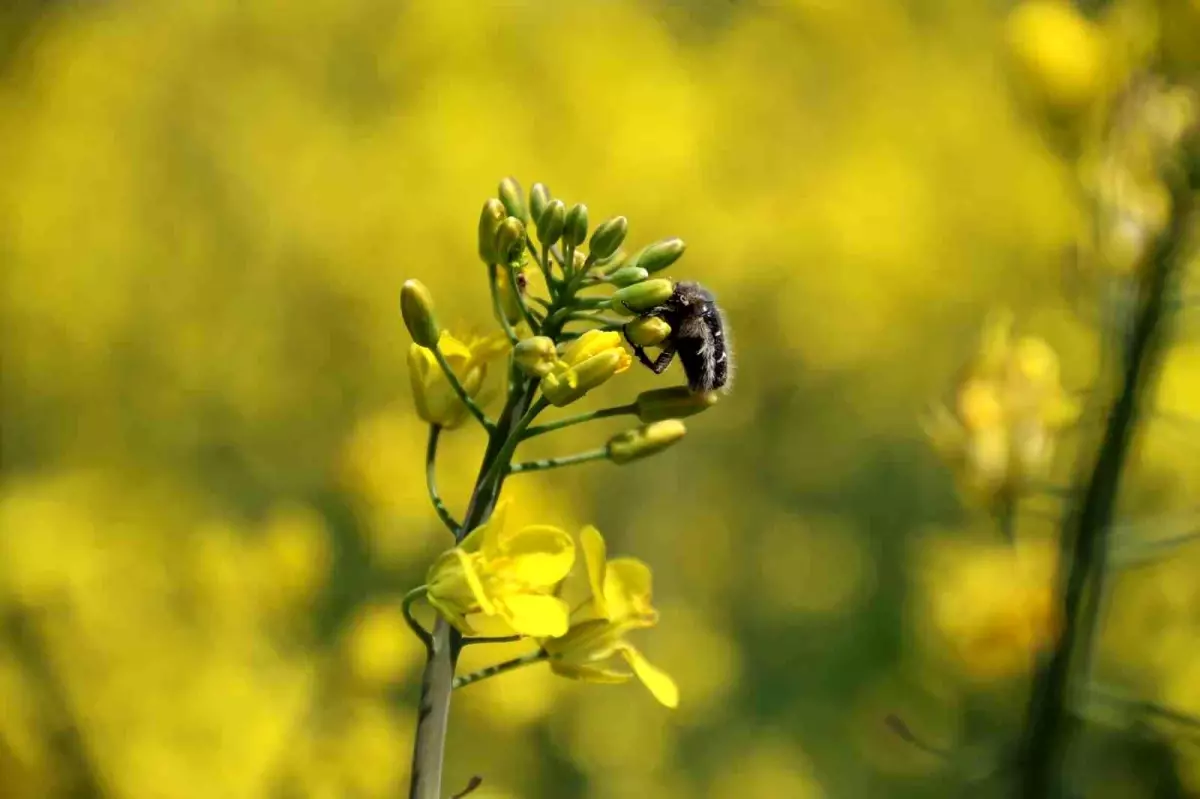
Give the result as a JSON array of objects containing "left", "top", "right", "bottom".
[
  {"left": 455, "top": 549, "right": 495, "bottom": 616},
  {"left": 478, "top": 500, "right": 512, "bottom": 560},
  {"left": 498, "top": 594, "right": 571, "bottom": 637},
  {"left": 500, "top": 525, "right": 576, "bottom": 587},
  {"left": 604, "top": 557, "right": 654, "bottom": 622},
  {"left": 619, "top": 645, "right": 679, "bottom": 708},
  {"left": 580, "top": 526, "right": 608, "bottom": 618}
]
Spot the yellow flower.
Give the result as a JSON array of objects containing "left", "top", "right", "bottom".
[
  {"left": 540, "top": 330, "right": 633, "bottom": 407},
  {"left": 1005, "top": 0, "right": 1106, "bottom": 111},
  {"left": 924, "top": 312, "right": 1079, "bottom": 501},
  {"left": 426, "top": 501, "right": 575, "bottom": 637},
  {"left": 542, "top": 527, "right": 679, "bottom": 708},
  {"left": 407, "top": 330, "right": 508, "bottom": 429}
]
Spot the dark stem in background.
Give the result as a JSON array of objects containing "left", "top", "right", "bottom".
[
  {"left": 1017, "top": 176, "right": 1193, "bottom": 798},
  {"left": 407, "top": 377, "right": 538, "bottom": 799}
]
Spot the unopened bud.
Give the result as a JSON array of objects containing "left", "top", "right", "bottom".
[
  {"left": 478, "top": 198, "right": 507, "bottom": 264},
  {"left": 513, "top": 336, "right": 558, "bottom": 377},
  {"left": 607, "top": 420, "right": 687, "bottom": 464},
  {"left": 630, "top": 238, "right": 686, "bottom": 274},
  {"left": 635, "top": 386, "right": 719, "bottom": 422},
  {"left": 537, "top": 199, "right": 566, "bottom": 247},
  {"left": 565, "top": 203, "right": 589, "bottom": 247},
  {"left": 624, "top": 317, "right": 671, "bottom": 347},
  {"left": 589, "top": 216, "right": 628, "bottom": 260},
  {"left": 611, "top": 278, "right": 674, "bottom": 316},
  {"left": 608, "top": 265, "right": 649, "bottom": 288},
  {"left": 498, "top": 177, "right": 527, "bottom": 222},
  {"left": 530, "top": 182, "right": 551, "bottom": 224},
  {"left": 400, "top": 279, "right": 440, "bottom": 348},
  {"left": 494, "top": 217, "right": 526, "bottom": 264}
]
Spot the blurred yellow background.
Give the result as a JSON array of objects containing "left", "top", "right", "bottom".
[{"left": 2, "top": 0, "right": 1199, "bottom": 797}]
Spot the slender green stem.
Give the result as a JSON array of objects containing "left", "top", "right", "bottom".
[
  {"left": 403, "top": 587, "right": 433, "bottom": 654},
  {"left": 509, "top": 448, "right": 610, "bottom": 475},
  {"left": 430, "top": 345, "right": 493, "bottom": 432},
  {"left": 1017, "top": 175, "right": 1192, "bottom": 798},
  {"left": 487, "top": 264, "right": 520, "bottom": 345},
  {"left": 452, "top": 650, "right": 549, "bottom": 690},
  {"left": 563, "top": 242, "right": 576, "bottom": 281},
  {"left": 426, "top": 425, "right": 460, "bottom": 535},
  {"left": 521, "top": 403, "right": 637, "bottom": 439},
  {"left": 480, "top": 397, "right": 550, "bottom": 488},
  {"left": 506, "top": 258, "right": 541, "bottom": 333},
  {"left": 459, "top": 635, "right": 523, "bottom": 647}
]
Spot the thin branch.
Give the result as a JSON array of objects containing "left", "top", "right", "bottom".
[
  {"left": 509, "top": 448, "right": 609, "bottom": 475},
  {"left": 426, "top": 425, "right": 461, "bottom": 535},
  {"left": 521, "top": 403, "right": 637, "bottom": 439}
]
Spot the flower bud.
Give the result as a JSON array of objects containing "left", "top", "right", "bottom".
[
  {"left": 589, "top": 216, "right": 628, "bottom": 260},
  {"left": 493, "top": 217, "right": 526, "bottom": 265},
  {"left": 513, "top": 336, "right": 558, "bottom": 378},
  {"left": 565, "top": 203, "right": 588, "bottom": 247},
  {"left": 607, "top": 420, "right": 687, "bottom": 464},
  {"left": 608, "top": 265, "right": 649, "bottom": 288},
  {"left": 498, "top": 177, "right": 527, "bottom": 222},
  {"left": 635, "top": 386, "right": 719, "bottom": 422},
  {"left": 400, "top": 279, "right": 440, "bottom": 348},
  {"left": 630, "top": 238, "right": 686, "bottom": 274},
  {"left": 537, "top": 199, "right": 566, "bottom": 247},
  {"left": 478, "top": 198, "right": 507, "bottom": 264},
  {"left": 530, "top": 182, "right": 551, "bottom": 224},
  {"left": 624, "top": 317, "right": 671, "bottom": 347},
  {"left": 611, "top": 278, "right": 674, "bottom": 316}
]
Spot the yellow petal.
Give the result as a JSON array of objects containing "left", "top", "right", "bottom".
[
  {"left": 478, "top": 500, "right": 512, "bottom": 560},
  {"left": 499, "top": 594, "right": 571, "bottom": 637},
  {"left": 549, "top": 659, "right": 633, "bottom": 684},
  {"left": 455, "top": 549, "right": 495, "bottom": 616},
  {"left": 437, "top": 331, "right": 474, "bottom": 363},
  {"left": 580, "top": 526, "right": 608, "bottom": 618},
  {"left": 604, "top": 557, "right": 654, "bottom": 621},
  {"left": 619, "top": 645, "right": 679, "bottom": 708},
  {"left": 501, "top": 525, "right": 576, "bottom": 587}
]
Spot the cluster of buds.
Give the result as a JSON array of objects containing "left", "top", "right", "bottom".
[{"left": 398, "top": 178, "right": 727, "bottom": 726}]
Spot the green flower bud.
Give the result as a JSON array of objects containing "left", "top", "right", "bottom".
[
  {"left": 607, "top": 265, "right": 650, "bottom": 288},
  {"left": 400, "top": 279, "right": 440, "bottom": 348},
  {"left": 624, "top": 316, "right": 671, "bottom": 347},
  {"left": 493, "top": 217, "right": 526, "bottom": 264},
  {"left": 565, "top": 203, "right": 588, "bottom": 247},
  {"left": 513, "top": 336, "right": 558, "bottom": 377},
  {"left": 537, "top": 199, "right": 566, "bottom": 247},
  {"left": 529, "top": 182, "right": 551, "bottom": 224},
  {"left": 498, "top": 177, "right": 527, "bottom": 222},
  {"left": 478, "top": 198, "right": 507, "bottom": 264},
  {"left": 630, "top": 238, "right": 686, "bottom": 274},
  {"left": 635, "top": 386, "right": 720, "bottom": 422},
  {"left": 610, "top": 278, "right": 674, "bottom": 316},
  {"left": 589, "top": 216, "right": 628, "bottom": 260},
  {"left": 607, "top": 420, "right": 687, "bottom": 464},
  {"left": 596, "top": 250, "right": 627, "bottom": 272}
]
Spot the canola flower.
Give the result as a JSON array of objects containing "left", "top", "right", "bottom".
[{"left": 397, "top": 179, "right": 721, "bottom": 799}]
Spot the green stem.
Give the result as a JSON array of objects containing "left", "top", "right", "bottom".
[
  {"left": 402, "top": 587, "right": 432, "bottom": 654},
  {"left": 431, "top": 345, "right": 493, "bottom": 432},
  {"left": 459, "top": 635, "right": 523, "bottom": 647},
  {"left": 521, "top": 403, "right": 637, "bottom": 439},
  {"left": 509, "top": 448, "right": 610, "bottom": 475},
  {"left": 452, "top": 651, "right": 548, "bottom": 690},
  {"left": 506, "top": 258, "right": 541, "bottom": 333},
  {"left": 1017, "top": 175, "right": 1191, "bottom": 798},
  {"left": 408, "top": 378, "right": 538, "bottom": 799},
  {"left": 487, "top": 264, "right": 520, "bottom": 345},
  {"left": 426, "top": 425, "right": 460, "bottom": 535}
]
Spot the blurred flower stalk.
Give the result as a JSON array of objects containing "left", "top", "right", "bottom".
[
  {"left": 928, "top": 2, "right": 1200, "bottom": 792},
  {"left": 398, "top": 179, "right": 717, "bottom": 798}
]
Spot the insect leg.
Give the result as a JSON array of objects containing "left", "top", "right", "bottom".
[{"left": 643, "top": 342, "right": 677, "bottom": 374}]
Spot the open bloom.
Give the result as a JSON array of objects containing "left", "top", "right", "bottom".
[
  {"left": 542, "top": 526, "right": 679, "bottom": 708},
  {"left": 426, "top": 501, "right": 574, "bottom": 637},
  {"left": 924, "top": 311, "right": 1079, "bottom": 502},
  {"left": 408, "top": 330, "right": 508, "bottom": 429},
  {"left": 540, "top": 330, "right": 632, "bottom": 407}
]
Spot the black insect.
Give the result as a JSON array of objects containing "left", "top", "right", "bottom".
[{"left": 623, "top": 281, "right": 733, "bottom": 394}]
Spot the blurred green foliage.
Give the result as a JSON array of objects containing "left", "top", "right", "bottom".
[{"left": 1, "top": 1, "right": 1199, "bottom": 797}]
